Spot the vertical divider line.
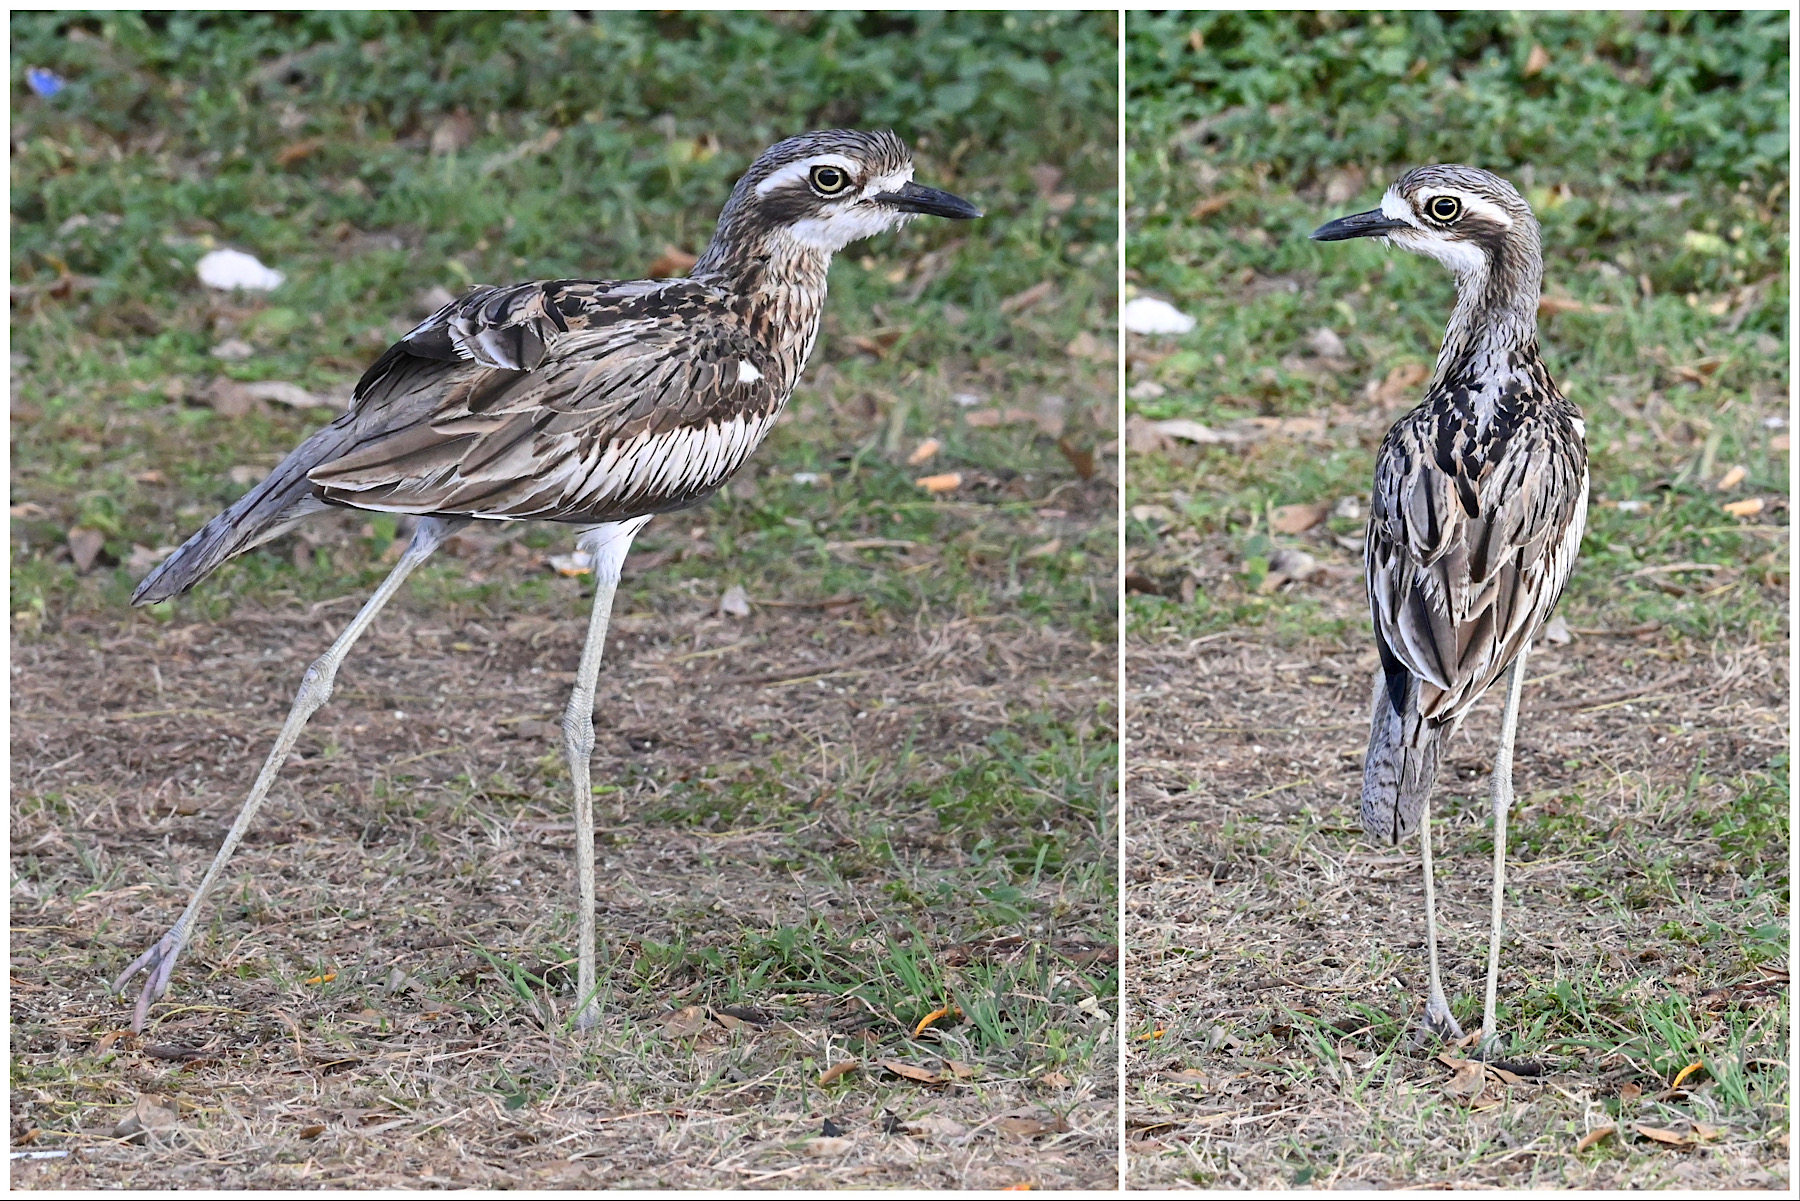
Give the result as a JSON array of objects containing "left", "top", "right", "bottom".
[{"left": 1114, "top": 9, "right": 1129, "bottom": 1190}]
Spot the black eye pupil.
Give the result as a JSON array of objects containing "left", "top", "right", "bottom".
[
  {"left": 1431, "top": 198, "right": 1460, "bottom": 220},
  {"left": 814, "top": 168, "right": 844, "bottom": 192}
]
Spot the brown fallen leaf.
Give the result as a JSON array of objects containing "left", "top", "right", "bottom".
[
  {"left": 1036, "top": 1070, "right": 1071, "bottom": 1089},
  {"left": 297, "top": 1123, "right": 326, "bottom": 1139},
  {"left": 1669, "top": 1061, "right": 1706, "bottom": 1090},
  {"left": 66, "top": 526, "right": 105, "bottom": 573},
  {"left": 1371, "top": 362, "right": 1431, "bottom": 405},
  {"left": 661, "top": 1005, "right": 709, "bottom": 1038},
  {"left": 913, "top": 1004, "right": 962, "bottom": 1037},
  {"left": 1635, "top": 1123, "right": 1691, "bottom": 1147},
  {"left": 1269, "top": 501, "right": 1331, "bottom": 534},
  {"left": 877, "top": 1058, "right": 943, "bottom": 1085},
  {"left": 1163, "top": 1067, "right": 1209, "bottom": 1085},
  {"left": 914, "top": 472, "right": 962, "bottom": 495},
  {"left": 1576, "top": 1125, "right": 1617, "bottom": 1152},
  {"left": 996, "top": 1111, "right": 1070, "bottom": 1138},
  {"left": 275, "top": 138, "right": 324, "bottom": 167},
  {"left": 648, "top": 245, "right": 698, "bottom": 278},
  {"left": 1619, "top": 1081, "right": 1643, "bottom": 1103},
  {"left": 942, "top": 1059, "right": 978, "bottom": 1080},
  {"left": 114, "top": 1093, "right": 179, "bottom": 1144},
  {"left": 999, "top": 280, "right": 1055, "bottom": 315},
  {"left": 1188, "top": 191, "right": 1236, "bottom": 220},
  {"left": 1064, "top": 330, "right": 1113, "bottom": 361},
  {"left": 1439, "top": 1055, "right": 1489, "bottom": 1101},
  {"left": 817, "top": 1060, "right": 859, "bottom": 1087},
  {"left": 902, "top": 1113, "right": 967, "bottom": 1139},
  {"left": 906, "top": 437, "right": 941, "bottom": 466},
  {"left": 1523, "top": 42, "right": 1551, "bottom": 77},
  {"left": 205, "top": 377, "right": 257, "bottom": 417},
  {"left": 1058, "top": 435, "right": 1096, "bottom": 479},
  {"left": 807, "top": 1136, "right": 855, "bottom": 1156},
  {"left": 1722, "top": 497, "right": 1763, "bottom": 517}
]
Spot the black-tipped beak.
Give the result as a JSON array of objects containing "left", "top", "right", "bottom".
[
  {"left": 1310, "top": 209, "right": 1409, "bottom": 241},
  {"left": 876, "top": 181, "right": 982, "bottom": 220}
]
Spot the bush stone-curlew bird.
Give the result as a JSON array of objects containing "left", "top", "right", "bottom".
[
  {"left": 1312, "top": 165, "right": 1588, "bottom": 1054},
  {"left": 116, "top": 128, "right": 979, "bottom": 1031}
]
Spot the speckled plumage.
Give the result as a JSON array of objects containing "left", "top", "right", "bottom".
[
  {"left": 112, "top": 129, "right": 977, "bottom": 1033},
  {"left": 134, "top": 129, "right": 961, "bottom": 604},
  {"left": 1315, "top": 163, "right": 1589, "bottom": 1050}
]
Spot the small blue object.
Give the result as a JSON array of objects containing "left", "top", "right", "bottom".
[{"left": 27, "top": 68, "right": 65, "bottom": 98}]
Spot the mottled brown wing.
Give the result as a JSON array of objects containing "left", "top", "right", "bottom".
[
  {"left": 311, "top": 279, "right": 784, "bottom": 522},
  {"left": 1366, "top": 404, "right": 1587, "bottom": 728}
]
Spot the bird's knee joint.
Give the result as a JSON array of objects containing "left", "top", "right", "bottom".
[{"left": 561, "top": 713, "right": 594, "bottom": 761}]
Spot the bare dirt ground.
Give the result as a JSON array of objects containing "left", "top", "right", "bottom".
[
  {"left": 1124, "top": 577, "right": 1789, "bottom": 1189},
  {"left": 11, "top": 536, "right": 1117, "bottom": 1189}
]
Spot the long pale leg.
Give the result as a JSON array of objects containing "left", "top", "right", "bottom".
[
  {"left": 560, "top": 516, "right": 650, "bottom": 1030},
  {"left": 1418, "top": 794, "right": 1466, "bottom": 1043},
  {"left": 114, "top": 516, "right": 468, "bottom": 1030},
  {"left": 1480, "top": 644, "right": 1530, "bottom": 1056}
]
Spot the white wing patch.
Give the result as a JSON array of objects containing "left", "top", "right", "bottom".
[{"left": 737, "top": 359, "right": 763, "bottom": 383}]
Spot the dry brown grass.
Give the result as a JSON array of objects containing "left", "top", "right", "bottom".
[
  {"left": 1123, "top": 581, "right": 1789, "bottom": 1189},
  {"left": 11, "top": 549, "right": 1118, "bottom": 1189}
]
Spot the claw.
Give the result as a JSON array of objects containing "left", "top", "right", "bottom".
[
  {"left": 1412, "top": 995, "right": 1466, "bottom": 1048},
  {"left": 113, "top": 928, "right": 186, "bottom": 1032}
]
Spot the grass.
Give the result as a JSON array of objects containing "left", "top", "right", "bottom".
[
  {"left": 10, "top": 11, "right": 1118, "bottom": 1189},
  {"left": 1124, "top": 11, "right": 1787, "bottom": 1189}
]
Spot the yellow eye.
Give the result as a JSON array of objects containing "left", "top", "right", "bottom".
[
  {"left": 1427, "top": 196, "right": 1463, "bottom": 223},
  {"left": 809, "top": 165, "right": 850, "bottom": 195}
]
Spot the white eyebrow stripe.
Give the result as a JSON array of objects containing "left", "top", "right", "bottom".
[
  {"left": 1418, "top": 188, "right": 1515, "bottom": 229},
  {"left": 1380, "top": 189, "right": 1414, "bottom": 225},
  {"left": 859, "top": 164, "right": 914, "bottom": 200},
  {"left": 755, "top": 154, "right": 861, "bottom": 197}
]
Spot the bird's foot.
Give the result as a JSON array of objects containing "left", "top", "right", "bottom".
[
  {"left": 1476, "top": 1029, "right": 1506, "bottom": 1061},
  {"left": 1412, "top": 994, "right": 1466, "bottom": 1048},
  {"left": 571, "top": 1004, "right": 602, "bottom": 1033},
  {"left": 112, "top": 927, "right": 188, "bottom": 1032}
]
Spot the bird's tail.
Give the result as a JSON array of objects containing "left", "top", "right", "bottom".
[
  {"left": 1360, "top": 664, "right": 1440, "bottom": 845},
  {"left": 131, "top": 420, "right": 352, "bottom": 606}
]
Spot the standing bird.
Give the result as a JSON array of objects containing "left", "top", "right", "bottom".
[
  {"left": 1312, "top": 165, "right": 1587, "bottom": 1053},
  {"left": 115, "top": 129, "right": 980, "bottom": 1032}
]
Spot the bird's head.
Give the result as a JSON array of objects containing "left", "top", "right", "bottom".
[
  {"left": 1311, "top": 164, "right": 1539, "bottom": 290},
  {"left": 699, "top": 129, "right": 980, "bottom": 272}
]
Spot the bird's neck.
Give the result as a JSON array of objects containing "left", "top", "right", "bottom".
[
  {"left": 693, "top": 228, "right": 834, "bottom": 371},
  {"left": 1434, "top": 242, "right": 1544, "bottom": 389}
]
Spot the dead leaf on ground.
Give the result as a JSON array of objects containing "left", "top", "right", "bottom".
[
  {"left": 1058, "top": 435, "right": 1097, "bottom": 479},
  {"left": 996, "top": 1110, "right": 1070, "bottom": 1138},
  {"left": 1577, "top": 1125, "right": 1617, "bottom": 1152},
  {"left": 902, "top": 1113, "right": 967, "bottom": 1139},
  {"left": 1524, "top": 42, "right": 1551, "bottom": 77},
  {"left": 817, "top": 1060, "right": 859, "bottom": 1086},
  {"left": 1370, "top": 362, "right": 1431, "bottom": 406},
  {"left": 913, "top": 1005, "right": 962, "bottom": 1037},
  {"left": 807, "top": 1136, "right": 855, "bottom": 1156},
  {"left": 206, "top": 377, "right": 257, "bottom": 416},
  {"left": 66, "top": 527, "right": 105, "bottom": 573},
  {"left": 1163, "top": 1067, "right": 1209, "bottom": 1086},
  {"left": 1036, "top": 1071, "right": 1071, "bottom": 1090},
  {"left": 943, "top": 1059, "right": 978, "bottom": 1080},
  {"left": 1000, "top": 280, "right": 1055, "bottom": 315},
  {"left": 906, "top": 437, "right": 941, "bottom": 466},
  {"left": 1064, "top": 330, "right": 1113, "bottom": 361},
  {"left": 1635, "top": 1124, "right": 1694, "bottom": 1147},
  {"left": 275, "top": 138, "right": 323, "bottom": 166},
  {"left": 718, "top": 585, "right": 751, "bottom": 618},
  {"left": 1188, "top": 191, "right": 1236, "bottom": 220},
  {"left": 1269, "top": 501, "right": 1331, "bottom": 534},
  {"left": 877, "top": 1058, "right": 943, "bottom": 1085},
  {"left": 297, "top": 1123, "right": 326, "bottom": 1139},
  {"left": 114, "top": 1093, "right": 179, "bottom": 1144},
  {"left": 648, "top": 245, "right": 698, "bottom": 277},
  {"left": 1152, "top": 418, "right": 1223, "bottom": 445},
  {"left": 661, "top": 1005, "right": 709, "bottom": 1038}
]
